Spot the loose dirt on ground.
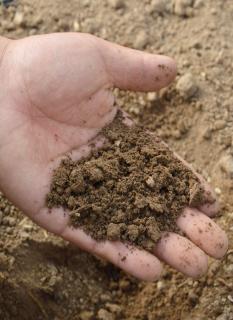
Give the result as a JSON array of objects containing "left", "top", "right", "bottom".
[{"left": 0, "top": 1, "right": 233, "bottom": 320}]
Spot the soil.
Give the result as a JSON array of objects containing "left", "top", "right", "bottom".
[
  {"left": 47, "top": 111, "right": 204, "bottom": 251},
  {"left": 0, "top": 0, "right": 233, "bottom": 320}
]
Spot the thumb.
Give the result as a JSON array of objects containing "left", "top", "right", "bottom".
[{"left": 99, "top": 39, "right": 176, "bottom": 92}]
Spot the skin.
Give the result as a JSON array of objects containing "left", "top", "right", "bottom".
[{"left": 0, "top": 33, "right": 228, "bottom": 281}]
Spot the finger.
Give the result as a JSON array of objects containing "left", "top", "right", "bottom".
[
  {"left": 154, "top": 232, "right": 208, "bottom": 278},
  {"left": 174, "top": 152, "right": 219, "bottom": 217},
  {"left": 35, "top": 207, "right": 162, "bottom": 281},
  {"left": 61, "top": 227, "right": 163, "bottom": 281},
  {"left": 195, "top": 172, "right": 219, "bottom": 217},
  {"left": 99, "top": 39, "right": 176, "bottom": 92},
  {"left": 177, "top": 208, "right": 228, "bottom": 259}
]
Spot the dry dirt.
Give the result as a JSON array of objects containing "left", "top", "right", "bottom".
[
  {"left": 47, "top": 110, "right": 205, "bottom": 251},
  {"left": 0, "top": 0, "right": 233, "bottom": 319}
]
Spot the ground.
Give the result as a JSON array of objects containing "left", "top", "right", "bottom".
[{"left": 0, "top": 0, "right": 232, "bottom": 319}]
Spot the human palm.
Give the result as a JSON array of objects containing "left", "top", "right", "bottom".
[{"left": 0, "top": 33, "right": 227, "bottom": 280}]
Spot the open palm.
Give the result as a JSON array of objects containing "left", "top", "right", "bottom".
[{"left": 0, "top": 33, "right": 227, "bottom": 280}]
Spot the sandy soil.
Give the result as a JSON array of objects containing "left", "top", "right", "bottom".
[{"left": 0, "top": 0, "right": 232, "bottom": 319}]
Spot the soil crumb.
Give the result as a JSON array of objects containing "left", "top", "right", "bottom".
[{"left": 46, "top": 110, "right": 204, "bottom": 251}]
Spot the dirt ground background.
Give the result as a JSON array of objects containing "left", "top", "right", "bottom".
[{"left": 0, "top": 0, "right": 233, "bottom": 319}]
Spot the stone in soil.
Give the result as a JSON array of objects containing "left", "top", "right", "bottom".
[
  {"left": 46, "top": 111, "right": 205, "bottom": 251},
  {"left": 176, "top": 73, "right": 198, "bottom": 100},
  {"left": 218, "top": 155, "right": 233, "bottom": 178}
]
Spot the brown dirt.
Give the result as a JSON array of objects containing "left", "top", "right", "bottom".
[
  {"left": 47, "top": 111, "right": 204, "bottom": 251},
  {"left": 0, "top": 1, "right": 233, "bottom": 320}
]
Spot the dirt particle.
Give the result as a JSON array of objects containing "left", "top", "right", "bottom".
[
  {"left": 127, "top": 224, "right": 139, "bottom": 241},
  {"left": 158, "top": 64, "right": 166, "bottom": 70},
  {"left": 176, "top": 73, "right": 198, "bottom": 100},
  {"left": 80, "top": 311, "right": 94, "bottom": 320},
  {"left": 173, "top": 0, "right": 194, "bottom": 17},
  {"left": 147, "top": 92, "right": 157, "bottom": 102},
  {"left": 202, "top": 127, "right": 212, "bottom": 140},
  {"left": 13, "top": 11, "right": 25, "bottom": 27},
  {"left": 97, "top": 308, "right": 115, "bottom": 320},
  {"left": 107, "top": 0, "right": 125, "bottom": 10},
  {"left": 149, "top": 0, "right": 172, "bottom": 14},
  {"left": 145, "top": 176, "right": 155, "bottom": 188},
  {"left": 188, "top": 291, "right": 199, "bottom": 305},
  {"left": 105, "top": 303, "right": 122, "bottom": 315},
  {"left": 134, "top": 30, "right": 149, "bottom": 49},
  {"left": 213, "top": 120, "right": 226, "bottom": 131},
  {"left": 218, "top": 155, "right": 233, "bottom": 178},
  {"left": 107, "top": 223, "right": 124, "bottom": 241}
]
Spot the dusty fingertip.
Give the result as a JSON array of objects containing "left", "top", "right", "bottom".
[
  {"left": 214, "top": 230, "right": 229, "bottom": 259},
  {"left": 157, "top": 55, "right": 177, "bottom": 78},
  {"left": 154, "top": 56, "right": 177, "bottom": 89},
  {"left": 198, "top": 199, "right": 220, "bottom": 217},
  {"left": 140, "top": 261, "right": 163, "bottom": 282},
  {"left": 189, "top": 253, "right": 208, "bottom": 279}
]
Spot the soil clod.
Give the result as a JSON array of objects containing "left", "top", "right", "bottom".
[{"left": 46, "top": 111, "right": 205, "bottom": 251}]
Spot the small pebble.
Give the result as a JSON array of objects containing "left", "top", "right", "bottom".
[
  {"left": 218, "top": 155, "right": 233, "bottom": 178},
  {"left": 213, "top": 119, "right": 226, "bottom": 131},
  {"left": 97, "top": 309, "right": 115, "bottom": 320},
  {"left": 173, "top": 0, "right": 193, "bottom": 16},
  {"left": 22, "top": 224, "right": 33, "bottom": 232},
  {"left": 149, "top": 0, "right": 171, "bottom": 14},
  {"left": 134, "top": 30, "right": 149, "bottom": 49},
  {"left": 57, "top": 20, "right": 70, "bottom": 31},
  {"left": 176, "top": 73, "right": 198, "bottom": 100},
  {"left": 115, "top": 140, "right": 121, "bottom": 147},
  {"left": 129, "top": 106, "right": 140, "bottom": 115},
  {"left": 107, "top": 0, "right": 125, "bottom": 10},
  {"left": 119, "top": 278, "right": 130, "bottom": 290},
  {"left": 147, "top": 92, "right": 157, "bottom": 102},
  {"left": 105, "top": 303, "right": 122, "bottom": 315},
  {"left": 188, "top": 291, "right": 199, "bottom": 304},
  {"left": 172, "top": 129, "right": 182, "bottom": 139},
  {"left": 225, "top": 263, "right": 233, "bottom": 273},
  {"left": 29, "top": 16, "right": 43, "bottom": 28},
  {"left": 4, "top": 206, "right": 10, "bottom": 214},
  {"left": 146, "top": 176, "right": 155, "bottom": 188},
  {"left": 157, "top": 281, "right": 165, "bottom": 290},
  {"left": 19, "top": 231, "right": 30, "bottom": 239},
  {"left": 214, "top": 187, "right": 221, "bottom": 195},
  {"left": 6, "top": 227, "right": 13, "bottom": 234},
  {"left": 202, "top": 127, "right": 212, "bottom": 140},
  {"left": 100, "top": 294, "right": 111, "bottom": 302},
  {"left": 79, "top": 311, "right": 94, "bottom": 320},
  {"left": 13, "top": 12, "right": 25, "bottom": 27},
  {"left": 193, "top": 0, "right": 204, "bottom": 9},
  {"left": 83, "top": 0, "right": 91, "bottom": 7},
  {"left": 2, "top": 216, "right": 16, "bottom": 227},
  {"left": 73, "top": 20, "right": 81, "bottom": 32},
  {"left": 221, "top": 135, "right": 232, "bottom": 148}
]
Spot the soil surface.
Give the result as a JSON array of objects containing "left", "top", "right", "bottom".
[
  {"left": 0, "top": 1, "right": 233, "bottom": 320},
  {"left": 47, "top": 111, "right": 204, "bottom": 251}
]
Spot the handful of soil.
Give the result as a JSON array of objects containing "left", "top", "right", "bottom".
[{"left": 46, "top": 111, "right": 204, "bottom": 251}]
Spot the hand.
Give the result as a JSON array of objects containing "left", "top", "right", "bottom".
[{"left": 0, "top": 33, "right": 228, "bottom": 281}]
